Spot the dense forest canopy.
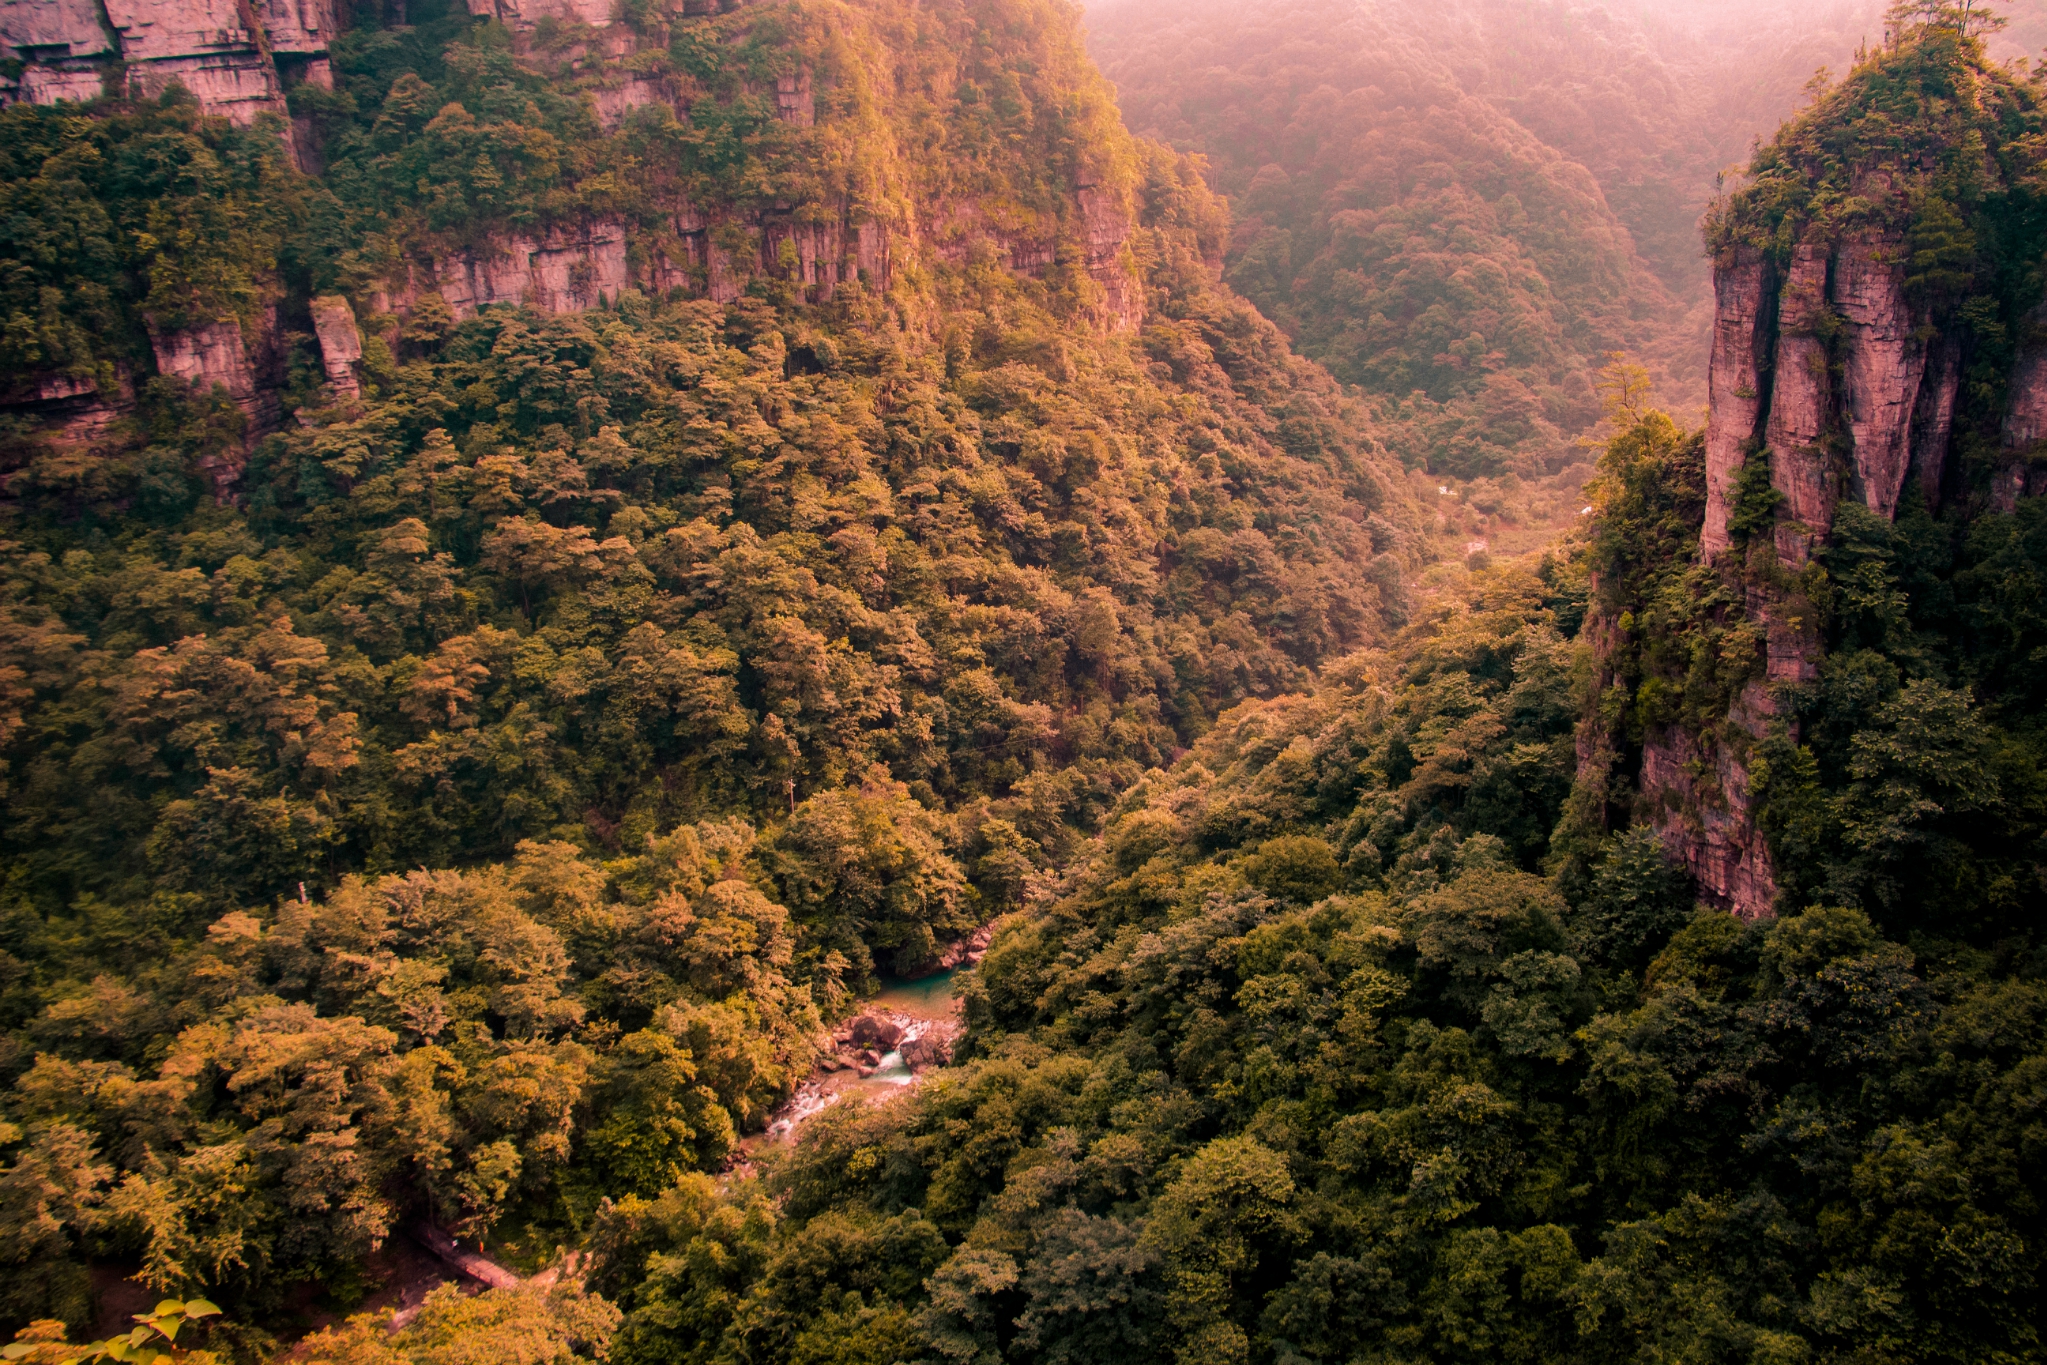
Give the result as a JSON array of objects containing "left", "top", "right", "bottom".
[
  {"left": 1084, "top": 0, "right": 1693, "bottom": 481},
  {"left": 0, "top": 0, "right": 1435, "bottom": 1342},
  {"left": 0, "top": 1, "right": 2045, "bottom": 1364}
]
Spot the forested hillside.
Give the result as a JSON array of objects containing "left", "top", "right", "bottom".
[
  {"left": 0, "top": 0, "right": 1434, "bottom": 1346},
  {"left": 1085, "top": 0, "right": 1696, "bottom": 482},
  {"left": 2, "top": 2, "right": 2046, "bottom": 1364},
  {"left": 582, "top": 372, "right": 2045, "bottom": 1365},
  {"left": 1081, "top": 0, "right": 2044, "bottom": 482}
]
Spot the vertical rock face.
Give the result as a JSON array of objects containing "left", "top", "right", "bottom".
[
  {"left": 6, "top": 0, "right": 1141, "bottom": 495},
  {"left": 1764, "top": 244, "right": 1835, "bottom": 567},
  {"left": 2, "top": 0, "right": 341, "bottom": 170},
  {"left": 146, "top": 314, "right": 282, "bottom": 497},
  {"left": 1704, "top": 234, "right": 1980, "bottom": 564},
  {"left": 1641, "top": 698, "right": 1779, "bottom": 921},
  {"left": 1835, "top": 234, "right": 1926, "bottom": 520},
  {"left": 590, "top": 75, "right": 674, "bottom": 131},
  {"left": 149, "top": 318, "right": 258, "bottom": 401},
  {"left": 0, "top": 0, "right": 113, "bottom": 106},
  {"left": 1914, "top": 336, "right": 1961, "bottom": 511},
  {"left": 530, "top": 226, "right": 632, "bottom": 314},
  {"left": 257, "top": 0, "right": 343, "bottom": 56},
  {"left": 1079, "top": 182, "right": 1143, "bottom": 332},
  {"left": 1998, "top": 305, "right": 2047, "bottom": 511},
  {"left": 311, "top": 296, "right": 363, "bottom": 398},
  {"left": 101, "top": 0, "right": 255, "bottom": 63},
  {"left": 16, "top": 63, "right": 107, "bottom": 102},
  {"left": 100, "top": 0, "right": 293, "bottom": 134},
  {"left": 1638, "top": 208, "right": 2047, "bottom": 917},
  {"left": 466, "top": 0, "right": 620, "bottom": 29},
  {"left": 775, "top": 70, "right": 815, "bottom": 128},
  {"left": 424, "top": 222, "right": 636, "bottom": 320},
  {"left": 1701, "top": 252, "right": 1774, "bottom": 560},
  {"left": 0, "top": 0, "right": 113, "bottom": 55}
]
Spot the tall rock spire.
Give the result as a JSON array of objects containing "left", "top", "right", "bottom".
[{"left": 1605, "top": 20, "right": 2047, "bottom": 919}]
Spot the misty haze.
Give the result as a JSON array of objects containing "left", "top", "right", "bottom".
[{"left": 0, "top": 0, "right": 2043, "bottom": 1362}]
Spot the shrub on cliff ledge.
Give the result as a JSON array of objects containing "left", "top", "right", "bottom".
[{"left": 1707, "top": 2, "right": 2041, "bottom": 252}]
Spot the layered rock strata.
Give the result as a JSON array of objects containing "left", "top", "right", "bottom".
[
  {"left": 3, "top": 0, "right": 1142, "bottom": 495},
  {"left": 2, "top": 0, "right": 341, "bottom": 169}
]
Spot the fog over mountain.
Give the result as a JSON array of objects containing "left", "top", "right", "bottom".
[{"left": 1083, "top": 0, "right": 2047, "bottom": 471}]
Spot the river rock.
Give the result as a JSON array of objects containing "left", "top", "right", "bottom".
[
  {"left": 849, "top": 1015, "right": 903, "bottom": 1050},
  {"left": 901, "top": 1033, "right": 955, "bottom": 1073},
  {"left": 936, "top": 922, "right": 998, "bottom": 970}
]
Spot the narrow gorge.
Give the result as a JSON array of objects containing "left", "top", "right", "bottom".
[{"left": 2, "top": 4, "right": 2045, "bottom": 1363}]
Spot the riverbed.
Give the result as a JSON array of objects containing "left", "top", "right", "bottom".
[
  {"left": 747, "top": 967, "right": 963, "bottom": 1150},
  {"left": 872, "top": 966, "right": 960, "bottom": 1020}
]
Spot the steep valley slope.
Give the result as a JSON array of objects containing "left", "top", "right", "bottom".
[
  {"left": 0, "top": 0, "right": 1437, "bottom": 1337},
  {"left": 1083, "top": 0, "right": 2047, "bottom": 482},
  {"left": 0, "top": 4, "right": 2045, "bottom": 1365}
]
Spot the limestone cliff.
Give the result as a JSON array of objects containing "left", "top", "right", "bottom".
[
  {"left": 1, "top": 0, "right": 1153, "bottom": 498},
  {"left": 1616, "top": 31, "right": 2047, "bottom": 918},
  {"left": 351, "top": 1, "right": 1141, "bottom": 333},
  {"left": 1638, "top": 231, "right": 1964, "bottom": 916},
  {"left": 1, "top": 0, "right": 340, "bottom": 164}
]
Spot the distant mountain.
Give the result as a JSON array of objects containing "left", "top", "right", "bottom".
[{"left": 1081, "top": 0, "right": 2041, "bottom": 476}]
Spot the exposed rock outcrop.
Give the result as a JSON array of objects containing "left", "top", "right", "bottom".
[
  {"left": 1634, "top": 203, "right": 2047, "bottom": 917},
  {"left": 1, "top": 0, "right": 340, "bottom": 171},
  {"left": 0, "top": 0, "right": 112, "bottom": 106},
  {"left": 0, "top": 0, "right": 113, "bottom": 56},
  {"left": 1700, "top": 252, "right": 1774, "bottom": 560},
  {"left": 465, "top": 0, "right": 618, "bottom": 29},
  {"left": 3, "top": 364, "right": 135, "bottom": 460},
  {"left": 1700, "top": 236, "right": 1943, "bottom": 569},
  {"left": 4, "top": 0, "right": 1144, "bottom": 500},
  {"left": 1997, "top": 304, "right": 2047, "bottom": 511},
  {"left": 1914, "top": 335, "right": 1961, "bottom": 511},
  {"left": 1835, "top": 234, "right": 1926, "bottom": 521},
  {"left": 1762, "top": 243, "right": 1835, "bottom": 568},
  {"left": 432, "top": 222, "right": 634, "bottom": 319},
  {"left": 258, "top": 0, "right": 343, "bottom": 58},
  {"left": 847, "top": 1015, "right": 904, "bottom": 1051},
  {"left": 774, "top": 70, "right": 814, "bottom": 128},
  {"left": 149, "top": 317, "right": 257, "bottom": 400},
  {"left": 900, "top": 1031, "right": 955, "bottom": 1072},
  {"left": 939, "top": 923, "right": 996, "bottom": 971},
  {"left": 589, "top": 73, "right": 677, "bottom": 131},
  {"left": 1640, "top": 698, "right": 1778, "bottom": 920},
  {"left": 145, "top": 313, "right": 284, "bottom": 495},
  {"left": 311, "top": 295, "right": 364, "bottom": 398},
  {"left": 1702, "top": 233, "right": 1997, "bottom": 567}
]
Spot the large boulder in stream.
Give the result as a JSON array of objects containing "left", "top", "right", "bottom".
[
  {"left": 848, "top": 1015, "right": 904, "bottom": 1050},
  {"left": 901, "top": 1033, "right": 955, "bottom": 1073}
]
